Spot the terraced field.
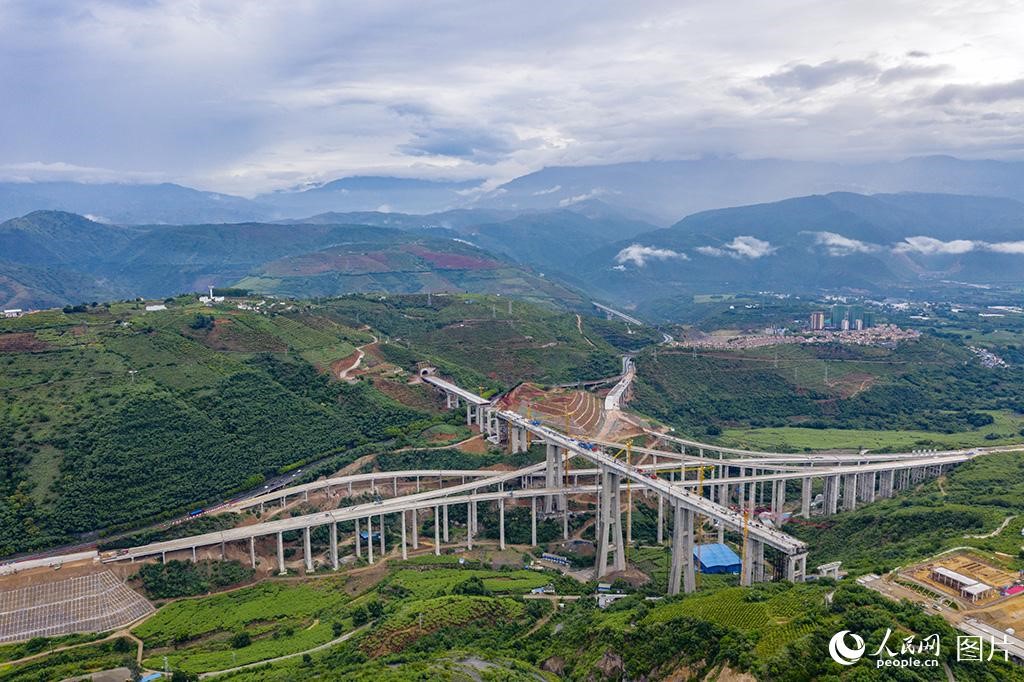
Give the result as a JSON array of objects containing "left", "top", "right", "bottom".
[{"left": 134, "top": 577, "right": 354, "bottom": 674}]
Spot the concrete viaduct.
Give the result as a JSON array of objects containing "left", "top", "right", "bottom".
[{"left": 99, "top": 374, "right": 1016, "bottom": 598}]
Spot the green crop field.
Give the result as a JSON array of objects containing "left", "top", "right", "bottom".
[
  {"left": 135, "top": 577, "right": 353, "bottom": 673},
  {"left": 721, "top": 410, "right": 1024, "bottom": 452},
  {"left": 386, "top": 568, "right": 549, "bottom": 598}
]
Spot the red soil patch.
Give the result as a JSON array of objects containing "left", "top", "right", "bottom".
[
  {"left": 404, "top": 245, "right": 500, "bottom": 270},
  {"left": 457, "top": 435, "right": 489, "bottom": 454},
  {"left": 331, "top": 351, "right": 361, "bottom": 377},
  {"left": 0, "top": 332, "right": 50, "bottom": 352}
]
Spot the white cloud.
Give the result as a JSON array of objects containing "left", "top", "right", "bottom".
[
  {"left": 893, "top": 236, "right": 977, "bottom": 255},
  {"left": 697, "top": 235, "right": 776, "bottom": 259},
  {"left": 614, "top": 244, "right": 689, "bottom": 267},
  {"left": 558, "top": 188, "right": 606, "bottom": 207},
  {"left": 0, "top": 2, "right": 1020, "bottom": 194},
  {"left": 985, "top": 241, "right": 1024, "bottom": 254},
  {"left": 532, "top": 185, "right": 562, "bottom": 196},
  {"left": 809, "top": 231, "right": 881, "bottom": 256}
]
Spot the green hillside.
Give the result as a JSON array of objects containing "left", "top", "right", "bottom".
[
  {"left": 323, "top": 293, "right": 625, "bottom": 387},
  {"left": 0, "top": 301, "right": 426, "bottom": 556},
  {"left": 631, "top": 335, "right": 1024, "bottom": 450}
]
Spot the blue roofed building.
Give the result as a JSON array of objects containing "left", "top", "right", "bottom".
[{"left": 693, "top": 543, "right": 741, "bottom": 574}]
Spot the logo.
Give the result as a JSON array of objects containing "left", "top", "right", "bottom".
[{"left": 829, "top": 630, "right": 866, "bottom": 666}]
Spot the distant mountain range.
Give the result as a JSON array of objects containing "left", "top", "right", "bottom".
[
  {"left": 4, "top": 190, "right": 1024, "bottom": 312},
  {"left": 5, "top": 156, "right": 1024, "bottom": 225},
  {"left": 0, "top": 211, "right": 584, "bottom": 309},
  {"left": 575, "top": 192, "right": 1024, "bottom": 307}
]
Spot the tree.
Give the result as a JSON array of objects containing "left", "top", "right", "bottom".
[
  {"left": 351, "top": 605, "right": 369, "bottom": 626},
  {"left": 231, "top": 631, "right": 251, "bottom": 648}
]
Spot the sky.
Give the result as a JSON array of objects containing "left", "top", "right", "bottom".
[{"left": 1, "top": 0, "right": 1023, "bottom": 196}]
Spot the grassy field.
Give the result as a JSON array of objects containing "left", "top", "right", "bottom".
[
  {"left": 721, "top": 410, "right": 1024, "bottom": 452},
  {"left": 386, "top": 568, "right": 549, "bottom": 599},
  {"left": 135, "top": 577, "right": 353, "bottom": 674}
]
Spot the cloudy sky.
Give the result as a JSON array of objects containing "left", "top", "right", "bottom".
[{"left": 1, "top": 0, "right": 1022, "bottom": 195}]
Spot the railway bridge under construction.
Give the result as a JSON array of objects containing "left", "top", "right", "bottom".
[{"left": 99, "top": 376, "right": 1006, "bottom": 596}]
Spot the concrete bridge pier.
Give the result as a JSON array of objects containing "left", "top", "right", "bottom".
[
  {"left": 330, "top": 522, "right": 339, "bottom": 569},
  {"left": 467, "top": 501, "right": 474, "bottom": 550},
  {"left": 741, "top": 538, "right": 765, "bottom": 586},
  {"left": 355, "top": 519, "right": 362, "bottom": 558},
  {"left": 878, "top": 469, "right": 895, "bottom": 498},
  {"left": 277, "top": 532, "right": 286, "bottom": 574},
  {"left": 595, "top": 469, "right": 626, "bottom": 578},
  {"left": 400, "top": 511, "right": 407, "bottom": 560},
  {"left": 545, "top": 443, "right": 559, "bottom": 513},
  {"left": 841, "top": 473, "right": 858, "bottom": 512},
  {"left": 824, "top": 476, "right": 839, "bottom": 516},
  {"left": 511, "top": 427, "right": 528, "bottom": 454},
  {"left": 531, "top": 497, "right": 537, "bottom": 546},
  {"left": 785, "top": 552, "right": 807, "bottom": 582},
  {"left": 656, "top": 494, "right": 664, "bottom": 544},
  {"left": 499, "top": 498, "right": 506, "bottom": 550},
  {"left": 667, "top": 504, "right": 695, "bottom": 595},
  {"left": 860, "top": 471, "right": 876, "bottom": 503},
  {"left": 367, "top": 518, "right": 374, "bottom": 564},
  {"left": 443, "top": 504, "right": 449, "bottom": 543},
  {"left": 800, "top": 477, "right": 812, "bottom": 518},
  {"left": 434, "top": 506, "right": 441, "bottom": 556},
  {"left": 303, "top": 526, "right": 313, "bottom": 572},
  {"left": 412, "top": 510, "right": 419, "bottom": 549},
  {"left": 771, "top": 479, "right": 786, "bottom": 516},
  {"left": 249, "top": 537, "right": 256, "bottom": 569},
  {"left": 379, "top": 514, "right": 386, "bottom": 556}
]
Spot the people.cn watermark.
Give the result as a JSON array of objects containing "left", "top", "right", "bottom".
[{"left": 828, "top": 628, "right": 1010, "bottom": 669}]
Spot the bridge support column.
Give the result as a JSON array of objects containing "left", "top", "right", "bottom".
[
  {"left": 800, "top": 477, "right": 812, "bottom": 518},
  {"left": 861, "top": 471, "right": 876, "bottom": 503},
  {"left": 466, "top": 402, "right": 473, "bottom": 426},
  {"left": 595, "top": 469, "right": 626, "bottom": 578},
  {"left": 467, "top": 501, "right": 474, "bottom": 550},
  {"left": 668, "top": 504, "right": 695, "bottom": 595},
  {"left": 825, "top": 476, "right": 839, "bottom": 516},
  {"left": 563, "top": 496, "right": 569, "bottom": 540},
  {"left": 741, "top": 537, "right": 754, "bottom": 586},
  {"left": 499, "top": 498, "right": 506, "bottom": 550},
  {"left": 330, "top": 522, "right": 339, "bottom": 570},
  {"left": 879, "top": 469, "right": 895, "bottom": 498},
  {"left": 249, "top": 538, "right": 255, "bottom": 569},
  {"left": 841, "top": 474, "right": 858, "bottom": 512},
  {"left": 277, "top": 532, "right": 285, "bottom": 574},
  {"left": 400, "top": 511, "right": 408, "bottom": 561},
  {"left": 192, "top": 546, "right": 197, "bottom": 563},
  {"left": 785, "top": 552, "right": 807, "bottom": 582},
  {"left": 443, "top": 504, "right": 449, "bottom": 543},
  {"left": 771, "top": 479, "right": 786, "bottom": 516},
  {"left": 545, "top": 444, "right": 558, "bottom": 513},
  {"left": 657, "top": 494, "right": 664, "bottom": 544},
  {"left": 367, "top": 518, "right": 374, "bottom": 564},
  {"left": 531, "top": 497, "right": 537, "bottom": 546},
  {"left": 303, "top": 526, "right": 313, "bottom": 573},
  {"left": 379, "top": 514, "right": 386, "bottom": 556},
  {"left": 511, "top": 427, "right": 528, "bottom": 454},
  {"left": 434, "top": 506, "right": 441, "bottom": 556},
  {"left": 412, "top": 511, "right": 419, "bottom": 549},
  {"left": 355, "top": 518, "right": 362, "bottom": 558}
]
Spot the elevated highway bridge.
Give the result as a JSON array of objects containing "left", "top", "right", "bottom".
[{"left": 94, "top": 370, "right": 1022, "bottom": 598}]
